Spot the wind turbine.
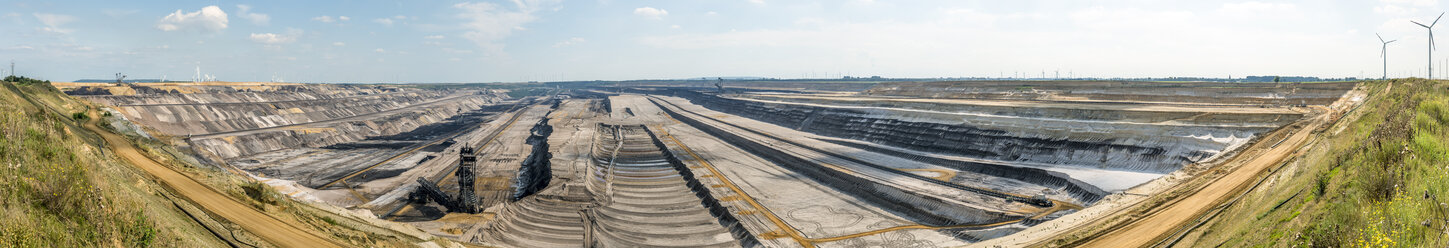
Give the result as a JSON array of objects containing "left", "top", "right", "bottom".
[
  {"left": 1411, "top": 12, "right": 1444, "bottom": 79},
  {"left": 1379, "top": 33, "right": 1398, "bottom": 80}
]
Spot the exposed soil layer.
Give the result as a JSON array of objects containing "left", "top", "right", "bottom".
[
  {"left": 81, "top": 109, "right": 343, "bottom": 247},
  {"left": 864, "top": 81, "right": 1356, "bottom": 105},
  {"left": 64, "top": 80, "right": 1359, "bottom": 247},
  {"left": 669, "top": 90, "right": 1272, "bottom": 174}
]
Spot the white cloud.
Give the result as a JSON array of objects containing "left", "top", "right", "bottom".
[
  {"left": 671, "top": 24, "right": 681, "bottom": 29},
  {"left": 1375, "top": 4, "right": 1416, "bottom": 16},
  {"left": 236, "top": 4, "right": 269, "bottom": 25},
  {"left": 373, "top": 18, "right": 394, "bottom": 26},
  {"left": 1220, "top": 1, "right": 1295, "bottom": 13},
  {"left": 1376, "top": 0, "right": 1438, "bottom": 17},
  {"left": 332, "top": 42, "right": 346, "bottom": 46},
  {"left": 639, "top": 4, "right": 1369, "bottom": 79},
  {"left": 553, "top": 37, "right": 586, "bottom": 47},
  {"left": 157, "top": 6, "right": 228, "bottom": 32},
  {"left": 706, "top": 11, "right": 719, "bottom": 16},
  {"left": 1068, "top": 7, "right": 1194, "bottom": 32},
  {"left": 793, "top": 18, "right": 825, "bottom": 27},
  {"left": 373, "top": 15, "right": 411, "bottom": 26},
  {"left": 374, "top": 48, "right": 387, "bottom": 53},
  {"left": 454, "top": 0, "right": 560, "bottom": 55},
  {"left": 1382, "top": 0, "right": 1437, "bottom": 7},
  {"left": 425, "top": 35, "right": 446, "bottom": 39},
  {"left": 33, "top": 13, "right": 76, "bottom": 34},
  {"left": 747, "top": 0, "right": 765, "bottom": 5},
  {"left": 313, "top": 16, "right": 337, "bottom": 23},
  {"left": 249, "top": 32, "right": 295, "bottom": 44},
  {"left": 634, "top": 7, "right": 668, "bottom": 20},
  {"left": 339, "top": 16, "right": 350, "bottom": 21}
]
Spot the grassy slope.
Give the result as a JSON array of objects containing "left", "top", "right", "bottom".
[
  {"left": 3, "top": 79, "right": 455, "bottom": 247},
  {"left": 1185, "top": 78, "right": 1449, "bottom": 247},
  {"left": 0, "top": 80, "right": 226, "bottom": 247},
  {"left": 98, "top": 85, "right": 461, "bottom": 247}
]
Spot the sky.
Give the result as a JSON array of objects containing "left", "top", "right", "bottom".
[{"left": 0, "top": 0, "right": 1446, "bottom": 83}]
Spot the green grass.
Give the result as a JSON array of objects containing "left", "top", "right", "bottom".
[
  {"left": 1, "top": 78, "right": 456, "bottom": 247},
  {"left": 1187, "top": 79, "right": 1449, "bottom": 247},
  {"left": 0, "top": 81, "right": 171, "bottom": 247}
]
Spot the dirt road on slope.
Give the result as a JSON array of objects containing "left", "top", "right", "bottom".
[
  {"left": 1077, "top": 116, "right": 1325, "bottom": 247},
  {"left": 84, "top": 110, "right": 341, "bottom": 248}
]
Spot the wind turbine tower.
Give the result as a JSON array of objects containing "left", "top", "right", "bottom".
[
  {"left": 1411, "top": 12, "right": 1444, "bottom": 79},
  {"left": 1379, "top": 33, "right": 1398, "bottom": 80}
]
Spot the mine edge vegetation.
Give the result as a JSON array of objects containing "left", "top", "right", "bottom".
[{"left": 1032, "top": 81, "right": 1387, "bottom": 247}]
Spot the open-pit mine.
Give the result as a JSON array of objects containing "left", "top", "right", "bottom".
[{"left": 59, "top": 80, "right": 1359, "bottom": 247}]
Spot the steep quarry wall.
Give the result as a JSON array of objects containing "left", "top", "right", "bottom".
[
  {"left": 744, "top": 94, "right": 1302, "bottom": 125},
  {"left": 673, "top": 91, "right": 1274, "bottom": 173},
  {"left": 865, "top": 81, "right": 1356, "bottom": 105},
  {"left": 819, "top": 138, "right": 1108, "bottom": 202},
  {"left": 74, "top": 84, "right": 507, "bottom": 159},
  {"left": 511, "top": 116, "right": 553, "bottom": 200},
  {"left": 190, "top": 96, "right": 493, "bottom": 158},
  {"left": 651, "top": 97, "right": 1027, "bottom": 226},
  {"left": 84, "top": 88, "right": 484, "bottom": 135},
  {"left": 641, "top": 127, "right": 759, "bottom": 246}
]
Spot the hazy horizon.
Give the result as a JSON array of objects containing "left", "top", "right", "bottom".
[{"left": 3, "top": 0, "right": 1446, "bottom": 83}]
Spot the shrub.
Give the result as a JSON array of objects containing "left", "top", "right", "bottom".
[
  {"left": 3, "top": 76, "right": 51, "bottom": 86},
  {"left": 241, "top": 181, "right": 278, "bottom": 206}
]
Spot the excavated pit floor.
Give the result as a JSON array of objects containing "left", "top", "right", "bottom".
[
  {"left": 63, "top": 81, "right": 1355, "bottom": 247},
  {"left": 660, "top": 88, "right": 1319, "bottom": 193},
  {"left": 231, "top": 107, "right": 502, "bottom": 188}
]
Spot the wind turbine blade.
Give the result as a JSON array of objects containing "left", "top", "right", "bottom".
[
  {"left": 1435, "top": 12, "right": 1445, "bottom": 26},
  {"left": 1389, "top": 40, "right": 1398, "bottom": 44},
  {"left": 1379, "top": 33, "right": 1387, "bottom": 43},
  {"left": 1415, "top": 20, "right": 1431, "bottom": 28}
]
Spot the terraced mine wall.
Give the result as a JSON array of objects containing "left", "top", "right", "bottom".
[
  {"left": 649, "top": 98, "right": 1018, "bottom": 226},
  {"left": 512, "top": 116, "right": 553, "bottom": 201},
  {"left": 83, "top": 87, "right": 461, "bottom": 135},
  {"left": 641, "top": 127, "right": 760, "bottom": 247},
  {"left": 820, "top": 139, "right": 1106, "bottom": 203},
  {"left": 864, "top": 81, "right": 1356, "bottom": 105},
  {"left": 557, "top": 80, "right": 880, "bottom": 92},
  {"left": 75, "top": 85, "right": 507, "bottom": 159},
  {"left": 582, "top": 125, "right": 748, "bottom": 247},
  {"left": 667, "top": 90, "right": 1269, "bottom": 174},
  {"left": 191, "top": 96, "right": 494, "bottom": 158},
  {"left": 744, "top": 95, "right": 1302, "bottom": 125},
  {"left": 550, "top": 125, "right": 748, "bottom": 247}
]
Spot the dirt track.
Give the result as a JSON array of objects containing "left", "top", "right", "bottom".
[
  {"left": 1077, "top": 115, "right": 1325, "bottom": 247},
  {"left": 84, "top": 110, "right": 341, "bottom": 248}
]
